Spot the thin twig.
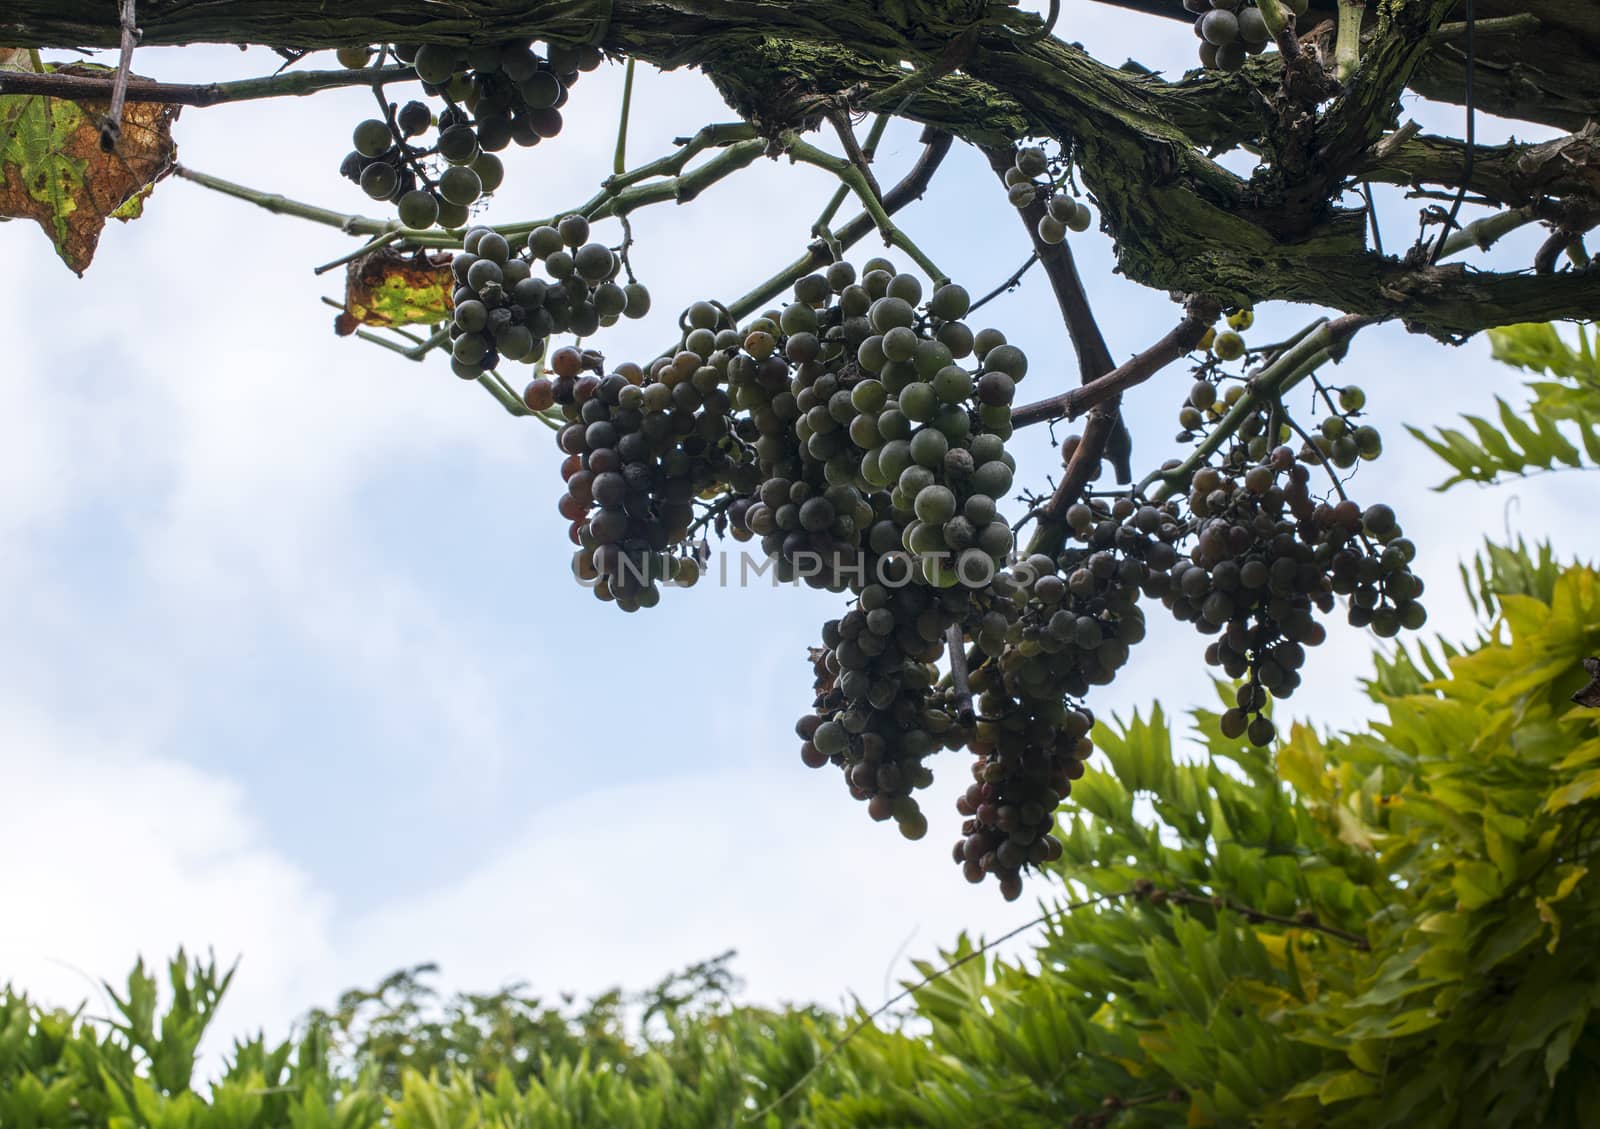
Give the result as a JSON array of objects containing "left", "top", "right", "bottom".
[
  {"left": 967, "top": 251, "right": 1040, "bottom": 316},
  {"left": 100, "top": 0, "right": 139, "bottom": 152},
  {"left": 827, "top": 108, "right": 884, "bottom": 205}
]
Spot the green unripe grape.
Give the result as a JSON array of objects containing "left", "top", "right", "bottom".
[
  {"left": 1339, "top": 385, "right": 1367, "bottom": 412},
  {"left": 914, "top": 339, "right": 953, "bottom": 378},
  {"left": 454, "top": 299, "right": 488, "bottom": 332},
  {"left": 527, "top": 226, "right": 564, "bottom": 259},
  {"left": 964, "top": 494, "right": 996, "bottom": 526},
  {"left": 984, "top": 344, "right": 1028, "bottom": 381},
  {"left": 573, "top": 242, "right": 616, "bottom": 283},
  {"left": 593, "top": 282, "right": 628, "bottom": 318},
  {"left": 497, "top": 325, "right": 535, "bottom": 360},
  {"left": 848, "top": 413, "right": 881, "bottom": 449},
  {"left": 899, "top": 382, "right": 937, "bottom": 423},
  {"left": 435, "top": 200, "right": 470, "bottom": 229},
  {"left": 352, "top": 118, "right": 392, "bottom": 158},
  {"left": 914, "top": 484, "right": 958, "bottom": 525},
  {"left": 937, "top": 321, "right": 975, "bottom": 358},
  {"left": 397, "top": 189, "right": 440, "bottom": 229},
  {"left": 851, "top": 379, "right": 888, "bottom": 414},
  {"left": 1046, "top": 194, "right": 1077, "bottom": 223},
  {"left": 623, "top": 283, "right": 652, "bottom": 318},
  {"left": 877, "top": 408, "right": 910, "bottom": 441},
  {"left": 1067, "top": 201, "right": 1093, "bottom": 233},
  {"left": 544, "top": 249, "right": 574, "bottom": 279},
  {"left": 899, "top": 464, "right": 936, "bottom": 498},
  {"left": 1354, "top": 425, "right": 1383, "bottom": 458},
  {"left": 1213, "top": 330, "right": 1246, "bottom": 361},
  {"left": 973, "top": 327, "right": 1006, "bottom": 358},
  {"left": 685, "top": 328, "right": 717, "bottom": 358},
  {"left": 337, "top": 45, "right": 375, "bottom": 69},
  {"left": 1320, "top": 415, "right": 1348, "bottom": 439},
  {"left": 452, "top": 332, "right": 488, "bottom": 365},
  {"left": 869, "top": 296, "right": 916, "bottom": 333},
  {"left": 1037, "top": 214, "right": 1067, "bottom": 244},
  {"left": 557, "top": 214, "right": 590, "bottom": 247},
  {"left": 438, "top": 165, "right": 483, "bottom": 206},
  {"left": 857, "top": 335, "right": 888, "bottom": 373},
  {"left": 686, "top": 301, "right": 719, "bottom": 330},
  {"left": 437, "top": 125, "right": 480, "bottom": 164},
  {"left": 470, "top": 152, "right": 505, "bottom": 194},
  {"left": 882, "top": 326, "right": 919, "bottom": 363},
  {"left": 794, "top": 274, "right": 831, "bottom": 306},
  {"left": 977, "top": 520, "right": 1013, "bottom": 558},
  {"left": 909, "top": 427, "right": 950, "bottom": 468},
  {"left": 886, "top": 273, "right": 923, "bottom": 305},
  {"left": 971, "top": 460, "right": 1013, "bottom": 497},
  {"left": 521, "top": 70, "right": 563, "bottom": 110},
  {"left": 863, "top": 270, "right": 892, "bottom": 299},
  {"left": 359, "top": 162, "right": 398, "bottom": 199},
  {"left": 1015, "top": 146, "right": 1049, "bottom": 177},
  {"left": 933, "top": 404, "right": 970, "bottom": 442},
  {"left": 825, "top": 261, "right": 856, "bottom": 291},
  {"left": 928, "top": 284, "right": 971, "bottom": 322},
  {"left": 780, "top": 302, "right": 819, "bottom": 335},
  {"left": 878, "top": 439, "right": 913, "bottom": 481},
  {"left": 863, "top": 256, "right": 895, "bottom": 276},
  {"left": 412, "top": 43, "right": 459, "bottom": 84},
  {"left": 932, "top": 365, "right": 972, "bottom": 402},
  {"left": 1008, "top": 182, "right": 1035, "bottom": 208}
]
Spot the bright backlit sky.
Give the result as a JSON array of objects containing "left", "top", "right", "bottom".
[{"left": 3, "top": 2, "right": 1596, "bottom": 1054}]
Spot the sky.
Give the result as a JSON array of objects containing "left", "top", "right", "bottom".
[{"left": 3, "top": 1, "right": 1596, "bottom": 1060}]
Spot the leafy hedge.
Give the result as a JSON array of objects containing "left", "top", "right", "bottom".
[{"left": 5, "top": 548, "right": 1598, "bottom": 1128}]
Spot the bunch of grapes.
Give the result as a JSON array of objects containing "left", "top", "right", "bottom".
[
  {"left": 1003, "top": 144, "right": 1094, "bottom": 245},
  {"left": 530, "top": 343, "right": 742, "bottom": 612},
  {"left": 445, "top": 217, "right": 650, "bottom": 379},
  {"left": 1153, "top": 445, "right": 1425, "bottom": 745},
  {"left": 338, "top": 39, "right": 601, "bottom": 227},
  {"left": 1182, "top": 0, "right": 1307, "bottom": 72},
  {"left": 797, "top": 576, "right": 968, "bottom": 844}
]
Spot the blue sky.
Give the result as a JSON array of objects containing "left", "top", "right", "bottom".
[{"left": 3, "top": 2, "right": 1596, "bottom": 1050}]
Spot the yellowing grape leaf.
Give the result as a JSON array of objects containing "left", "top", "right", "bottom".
[
  {"left": 335, "top": 247, "right": 454, "bottom": 336},
  {"left": 0, "top": 55, "right": 179, "bottom": 274}
]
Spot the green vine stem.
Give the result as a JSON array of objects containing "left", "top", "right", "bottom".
[
  {"left": 812, "top": 113, "right": 889, "bottom": 236},
  {"left": 1335, "top": 0, "right": 1366, "bottom": 84},
  {"left": 1139, "top": 314, "right": 1375, "bottom": 499},
  {"left": 781, "top": 133, "right": 950, "bottom": 286},
  {"left": 0, "top": 63, "right": 417, "bottom": 106},
  {"left": 612, "top": 56, "right": 636, "bottom": 176}
]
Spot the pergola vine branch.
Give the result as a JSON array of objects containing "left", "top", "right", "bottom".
[{"left": 8, "top": 0, "right": 1597, "bottom": 337}]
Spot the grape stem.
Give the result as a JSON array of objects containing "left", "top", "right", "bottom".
[
  {"left": 781, "top": 133, "right": 950, "bottom": 287},
  {"left": 826, "top": 108, "right": 884, "bottom": 205},
  {"left": 945, "top": 626, "right": 975, "bottom": 725},
  {"left": 813, "top": 113, "right": 890, "bottom": 235},
  {"left": 1139, "top": 314, "right": 1377, "bottom": 498},
  {"left": 1335, "top": 1, "right": 1367, "bottom": 85},
  {"left": 0, "top": 63, "right": 419, "bottom": 106},
  {"left": 313, "top": 231, "right": 402, "bottom": 276},
  {"left": 717, "top": 128, "right": 954, "bottom": 329},
  {"left": 612, "top": 56, "right": 636, "bottom": 176}
]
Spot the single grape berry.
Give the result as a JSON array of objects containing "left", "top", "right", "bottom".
[{"left": 352, "top": 118, "right": 393, "bottom": 159}]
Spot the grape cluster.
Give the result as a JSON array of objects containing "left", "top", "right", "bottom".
[
  {"left": 1152, "top": 446, "right": 1425, "bottom": 745},
  {"left": 338, "top": 39, "right": 600, "bottom": 227},
  {"left": 1003, "top": 145, "right": 1093, "bottom": 245},
  {"left": 446, "top": 217, "right": 650, "bottom": 379},
  {"left": 1183, "top": 0, "right": 1306, "bottom": 72},
  {"left": 531, "top": 344, "right": 737, "bottom": 612}
]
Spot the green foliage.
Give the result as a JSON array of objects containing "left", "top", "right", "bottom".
[
  {"left": 4, "top": 552, "right": 1598, "bottom": 1127},
  {"left": 1410, "top": 323, "right": 1600, "bottom": 489}
]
